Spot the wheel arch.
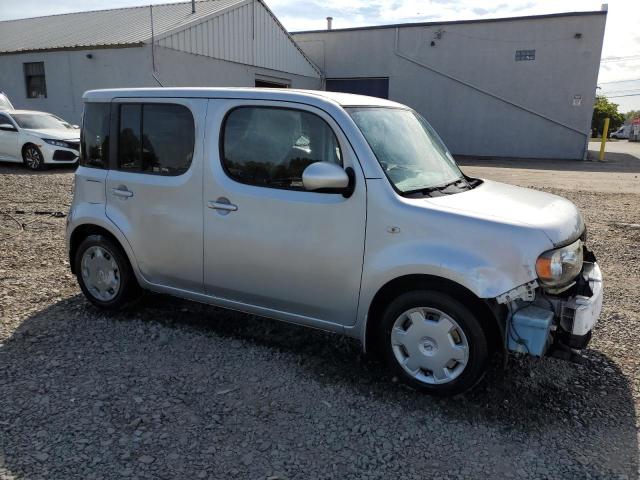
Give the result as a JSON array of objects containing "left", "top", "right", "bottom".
[
  {"left": 364, "top": 274, "right": 506, "bottom": 357},
  {"left": 21, "top": 142, "right": 36, "bottom": 154},
  {"left": 69, "top": 223, "right": 132, "bottom": 275},
  {"left": 21, "top": 142, "right": 41, "bottom": 158}
]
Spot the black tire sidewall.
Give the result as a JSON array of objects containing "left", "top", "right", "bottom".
[
  {"left": 23, "top": 145, "right": 45, "bottom": 171},
  {"left": 74, "top": 234, "right": 138, "bottom": 309},
  {"left": 380, "top": 290, "right": 489, "bottom": 396}
]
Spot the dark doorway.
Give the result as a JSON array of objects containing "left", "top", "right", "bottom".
[
  {"left": 326, "top": 77, "right": 389, "bottom": 99},
  {"left": 255, "top": 79, "right": 289, "bottom": 88}
]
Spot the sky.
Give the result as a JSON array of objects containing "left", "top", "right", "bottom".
[{"left": 1, "top": 0, "right": 639, "bottom": 112}]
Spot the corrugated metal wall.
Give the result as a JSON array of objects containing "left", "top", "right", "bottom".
[
  {"left": 156, "top": 1, "right": 320, "bottom": 79},
  {"left": 0, "top": 0, "right": 244, "bottom": 54}
]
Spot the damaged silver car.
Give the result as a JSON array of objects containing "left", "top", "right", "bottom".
[{"left": 67, "top": 88, "right": 603, "bottom": 396}]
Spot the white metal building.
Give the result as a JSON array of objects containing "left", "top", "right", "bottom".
[
  {"left": 294, "top": 10, "right": 607, "bottom": 160},
  {"left": 0, "top": 0, "right": 321, "bottom": 123}
]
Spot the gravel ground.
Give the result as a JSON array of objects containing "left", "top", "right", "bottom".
[{"left": 1, "top": 163, "right": 639, "bottom": 479}]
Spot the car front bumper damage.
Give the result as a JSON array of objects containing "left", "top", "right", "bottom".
[{"left": 503, "top": 256, "right": 603, "bottom": 358}]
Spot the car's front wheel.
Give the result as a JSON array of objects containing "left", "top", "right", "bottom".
[
  {"left": 380, "top": 290, "right": 489, "bottom": 396},
  {"left": 22, "top": 144, "right": 45, "bottom": 171},
  {"left": 74, "top": 234, "right": 141, "bottom": 309}
]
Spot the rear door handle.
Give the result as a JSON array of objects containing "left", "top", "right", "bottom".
[{"left": 112, "top": 187, "right": 134, "bottom": 198}]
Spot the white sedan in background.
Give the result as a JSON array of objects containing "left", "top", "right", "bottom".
[{"left": 0, "top": 109, "right": 80, "bottom": 170}]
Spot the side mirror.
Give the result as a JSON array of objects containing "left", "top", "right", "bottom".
[
  {"left": 302, "top": 161, "right": 354, "bottom": 197},
  {"left": 0, "top": 123, "right": 17, "bottom": 132}
]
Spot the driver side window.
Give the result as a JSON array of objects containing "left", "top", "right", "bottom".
[{"left": 221, "top": 107, "right": 342, "bottom": 190}]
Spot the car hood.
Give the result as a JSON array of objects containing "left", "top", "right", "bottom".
[
  {"left": 23, "top": 128, "right": 79, "bottom": 141},
  {"left": 424, "top": 179, "right": 584, "bottom": 247}
]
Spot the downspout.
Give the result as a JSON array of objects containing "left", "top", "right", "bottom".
[
  {"left": 393, "top": 28, "right": 589, "bottom": 155},
  {"left": 150, "top": 5, "right": 164, "bottom": 87}
]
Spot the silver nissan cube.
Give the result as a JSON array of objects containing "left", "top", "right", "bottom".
[{"left": 66, "top": 88, "right": 603, "bottom": 396}]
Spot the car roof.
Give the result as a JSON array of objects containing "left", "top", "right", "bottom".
[{"left": 83, "top": 87, "right": 406, "bottom": 109}]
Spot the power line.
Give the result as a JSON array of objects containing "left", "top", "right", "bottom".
[
  {"left": 606, "top": 93, "right": 640, "bottom": 98},
  {"left": 600, "top": 88, "right": 640, "bottom": 95},
  {"left": 600, "top": 54, "right": 640, "bottom": 63},
  {"left": 599, "top": 77, "right": 640, "bottom": 84}
]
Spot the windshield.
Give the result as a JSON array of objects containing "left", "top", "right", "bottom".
[
  {"left": 0, "top": 94, "right": 13, "bottom": 110},
  {"left": 11, "top": 113, "right": 71, "bottom": 130},
  {"left": 347, "top": 107, "right": 465, "bottom": 194}
]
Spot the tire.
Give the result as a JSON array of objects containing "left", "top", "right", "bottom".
[
  {"left": 74, "top": 234, "right": 141, "bottom": 309},
  {"left": 379, "top": 290, "right": 489, "bottom": 396},
  {"left": 22, "top": 144, "right": 46, "bottom": 171}
]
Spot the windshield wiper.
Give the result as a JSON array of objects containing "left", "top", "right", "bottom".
[{"left": 404, "top": 178, "right": 470, "bottom": 197}]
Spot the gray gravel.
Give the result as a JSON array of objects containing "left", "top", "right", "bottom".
[{"left": 1, "top": 163, "right": 639, "bottom": 479}]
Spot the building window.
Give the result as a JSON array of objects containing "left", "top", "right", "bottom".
[
  {"left": 221, "top": 107, "right": 342, "bottom": 191},
  {"left": 515, "top": 50, "right": 536, "bottom": 61},
  {"left": 116, "top": 103, "right": 194, "bottom": 176},
  {"left": 24, "top": 62, "right": 47, "bottom": 98}
]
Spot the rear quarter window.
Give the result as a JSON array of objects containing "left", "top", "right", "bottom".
[{"left": 81, "top": 103, "right": 110, "bottom": 169}]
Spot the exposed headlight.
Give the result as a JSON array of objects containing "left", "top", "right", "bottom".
[
  {"left": 536, "top": 239, "right": 583, "bottom": 287},
  {"left": 42, "top": 138, "right": 71, "bottom": 148}
]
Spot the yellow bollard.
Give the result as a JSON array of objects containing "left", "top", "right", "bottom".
[{"left": 599, "top": 117, "right": 610, "bottom": 161}]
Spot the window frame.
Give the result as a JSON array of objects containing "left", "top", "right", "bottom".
[
  {"left": 219, "top": 105, "right": 344, "bottom": 192},
  {"left": 23, "top": 62, "right": 47, "bottom": 99},
  {"left": 112, "top": 101, "right": 195, "bottom": 177}
]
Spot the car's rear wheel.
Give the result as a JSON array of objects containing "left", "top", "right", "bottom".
[
  {"left": 23, "top": 144, "right": 45, "bottom": 171},
  {"left": 380, "top": 290, "right": 489, "bottom": 396},
  {"left": 74, "top": 234, "right": 141, "bottom": 309}
]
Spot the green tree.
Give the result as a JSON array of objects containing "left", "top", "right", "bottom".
[
  {"left": 591, "top": 95, "right": 625, "bottom": 136},
  {"left": 624, "top": 109, "right": 640, "bottom": 122}
]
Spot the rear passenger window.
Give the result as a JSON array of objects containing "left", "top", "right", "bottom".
[
  {"left": 118, "top": 104, "right": 142, "bottom": 171},
  {"left": 116, "top": 103, "right": 194, "bottom": 176},
  {"left": 222, "top": 107, "right": 342, "bottom": 190},
  {"left": 81, "top": 103, "right": 110, "bottom": 169}
]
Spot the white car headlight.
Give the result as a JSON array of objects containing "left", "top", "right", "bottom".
[
  {"left": 42, "top": 138, "right": 71, "bottom": 148},
  {"left": 536, "top": 239, "right": 584, "bottom": 287}
]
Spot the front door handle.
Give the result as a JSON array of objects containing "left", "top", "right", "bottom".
[
  {"left": 112, "top": 187, "right": 134, "bottom": 198},
  {"left": 207, "top": 198, "right": 237, "bottom": 213}
]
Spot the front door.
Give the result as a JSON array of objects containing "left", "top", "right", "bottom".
[
  {"left": 105, "top": 98, "right": 206, "bottom": 292},
  {"left": 203, "top": 99, "right": 367, "bottom": 327},
  {"left": 0, "top": 113, "right": 19, "bottom": 161}
]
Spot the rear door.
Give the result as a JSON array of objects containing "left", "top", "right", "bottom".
[{"left": 105, "top": 98, "right": 206, "bottom": 292}]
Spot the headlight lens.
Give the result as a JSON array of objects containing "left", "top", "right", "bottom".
[
  {"left": 42, "top": 138, "right": 71, "bottom": 148},
  {"left": 536, "top": 239, "right": 583, "bottom": 287}
]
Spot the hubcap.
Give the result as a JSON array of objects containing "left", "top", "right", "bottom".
[
  {"left": 25, "top": 147, "right": 41, "bottom": 169},
  {"left": 391, "top": 307, "right": 469, "bottom": 385},
  {"left": 81, "top": 246, "right": 120, "bottom": 302}
]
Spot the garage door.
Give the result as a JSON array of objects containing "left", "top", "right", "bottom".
[{"left": 325, "top": 78, "right": 389, "bottom": 99}]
